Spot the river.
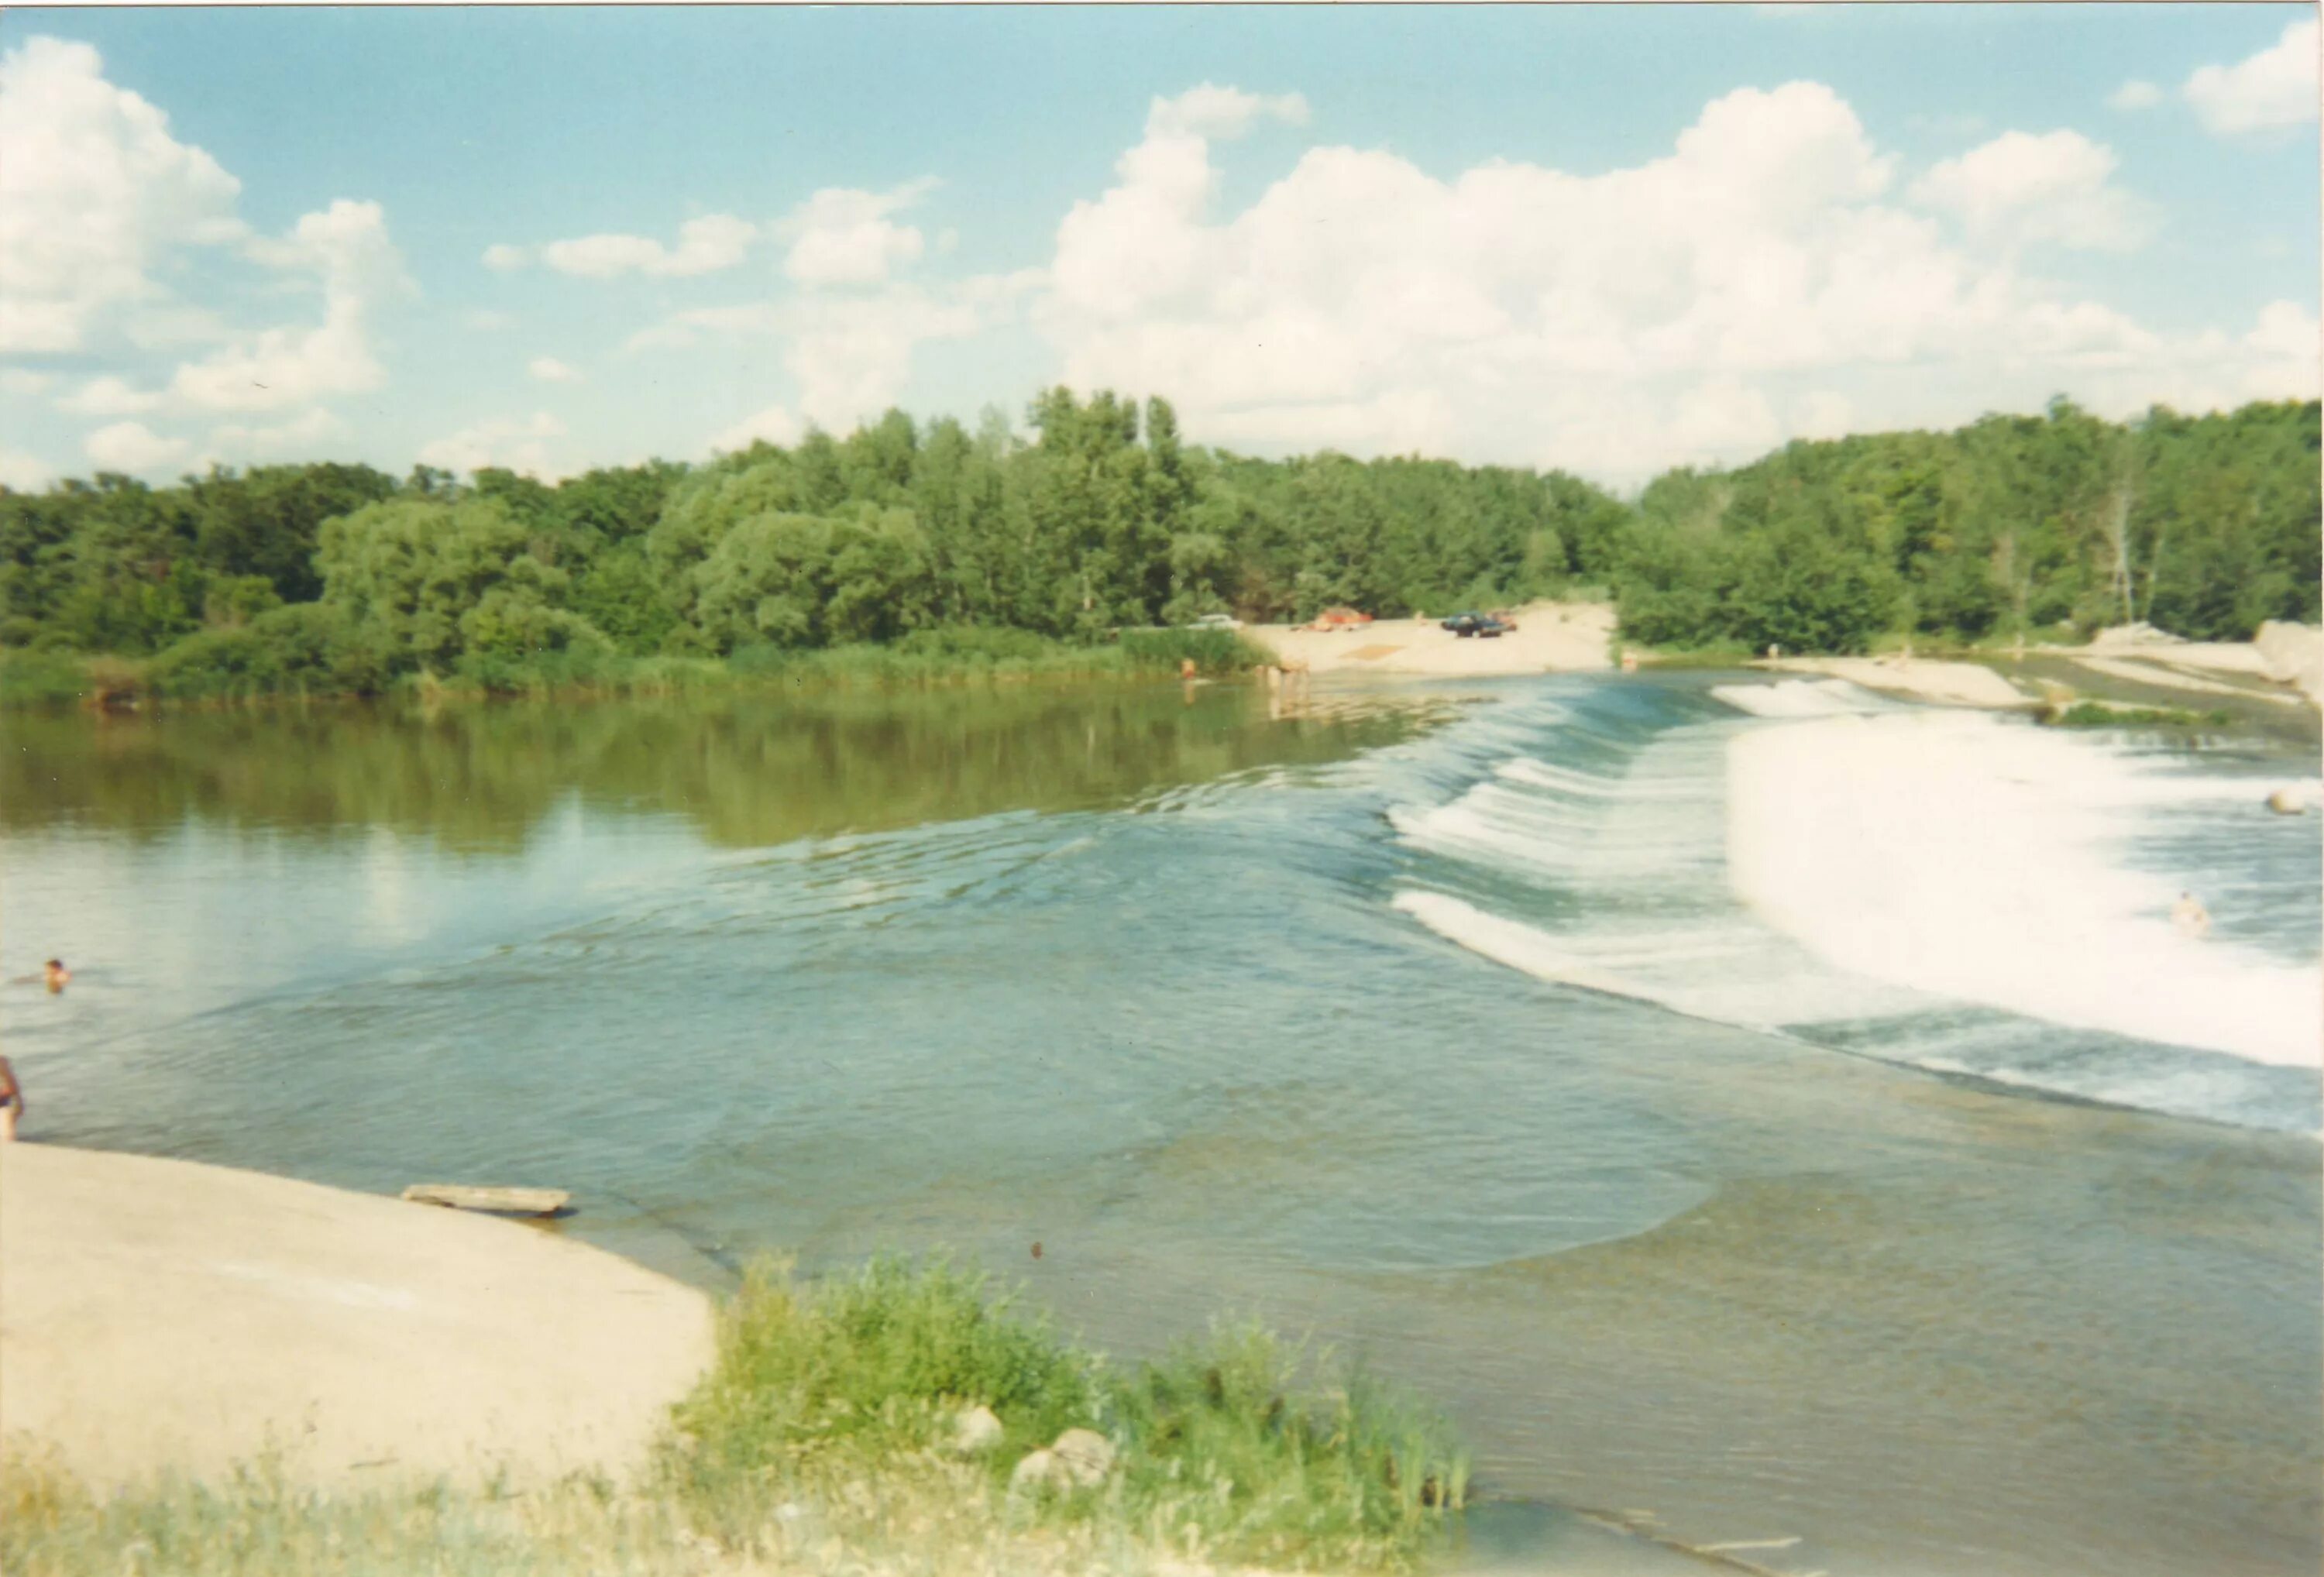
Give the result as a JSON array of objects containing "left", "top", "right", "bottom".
[{"left": 5, "top": 672, "right": 2317, "bottom": 1575}]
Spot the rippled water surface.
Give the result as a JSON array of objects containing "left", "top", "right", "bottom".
[{"left": 6, "top": 675, "right": 2319, "bottom": 1576}]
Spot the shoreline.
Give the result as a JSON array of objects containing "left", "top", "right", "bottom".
[
  {"left": 1243, "top": 600, "right": 1616, "bottom": 679},
  {"left": 0, "top": 1142, "right": 712, "bottom": 1492},
  {"left": 0, "top": 1142, "right": 1501, "bottom": 1577},
  {"left": 1751, "top": 629, "right": 2321, "bottom": 716}
]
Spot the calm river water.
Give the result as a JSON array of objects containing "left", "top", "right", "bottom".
[{"left": 5, "top": 674, "right": 2318, "bottom": 1576}]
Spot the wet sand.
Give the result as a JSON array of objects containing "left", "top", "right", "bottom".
[{"left": 0, "top": 1143, "right": 712, "bottom": 1489}]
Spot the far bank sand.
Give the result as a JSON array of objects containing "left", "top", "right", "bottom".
[
  {"left": 2068, "top": 624, "right": 2322, "bottom": 709},
  {"left": 1245, "top": 601, "right": 1615, "bottom": 678},
  {"left": 1755, "top": 655, "right": 2037, "bottom": 709},
  {"left": 0, "top": 1144, "right": 713, "bottom": 1490}
]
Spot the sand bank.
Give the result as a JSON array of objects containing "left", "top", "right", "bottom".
[
  {"left": 2068, "top": 622, "right": 2322, "bottom": 708},
  {"left": 0, "top": 1144, "right": 712, "bottom": 1489},
  {"left": 1756, "top": 655, "right": 2035, "bottom": 709},
  {"left": 1244, "top": 601, "right": 1615, "bottom": 678}
]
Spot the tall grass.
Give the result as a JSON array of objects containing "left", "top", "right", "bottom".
[
  {"left": 2, "top": 1256, "right": 1467, "bottom": 1577},
  {"left": 0, "top": 648, "right": 107, "bottom": 708},
  {"left": 2, "top": 627, "right": 1276, "bottom": 711}
]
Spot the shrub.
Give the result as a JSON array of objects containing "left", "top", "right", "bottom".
[
  {"left": 0, "top": 649, "right": 98, "bottom": 709},
  {"left": 1116, "top": 627, "right": 1269, "bottom": 674}
]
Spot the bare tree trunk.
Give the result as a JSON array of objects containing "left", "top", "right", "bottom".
[{"left": 2106, "top": 482, "right": 2135, "bottom": 627}]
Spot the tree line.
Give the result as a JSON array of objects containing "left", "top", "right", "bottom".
[{"left": 0, "top": 388, "right": 2313, "bottom": 699}]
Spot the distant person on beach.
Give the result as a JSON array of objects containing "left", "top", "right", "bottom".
[
  {"left": 0, "top": 1055, "right": 22, "bottom": 1141},
  {"left": 2171, "top": 892, "right": 2211, "bottom": 939},
  {"left": 43, "top": 959, "right": 68, "bottom": 993}
]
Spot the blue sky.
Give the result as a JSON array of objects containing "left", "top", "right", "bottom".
[{"left": 0, "top": 4, "right": 2314, "bottom": 490}]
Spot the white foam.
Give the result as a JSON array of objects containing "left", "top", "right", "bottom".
[
  {"left": 1709, "top": 678, "right": 1889, "bottom": 719},
  {"left": 1728, "top": 713, "right": 2322, "bottom": 1068},
  {"left": 1394, "top": 890, "right": 1769, "bottom": 1029}
]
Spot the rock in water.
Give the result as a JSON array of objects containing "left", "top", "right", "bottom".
[
  {"left": 1050, "top": 1428, "right": 1116, "bottom": 1487},
  {"left": 2267, "top": 788, "right": 2307, "bottom": 816},
  {"left": 952, "top": 1404, "right": 1004, "bottom": 1455}
]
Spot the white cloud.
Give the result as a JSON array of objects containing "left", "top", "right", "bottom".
[
  {"left": 621, "top": 301, "right": 787, "bottom": 352},
  {"left": 626, "top": 283, "right": 990, "bottom": 432},
  {"left": 208, "top": 407, "right": 350, "bottom": 459},
  {"left": 0, "top": 368, "right": 52, "bottom": 397},
  {"left": 1050, "top": 84, "right": 1328, "bottom": 321},
  {"left": 1030, "top": 79, "right": 2309, "bottom": 480},
  {"left": 56, "top": 373, "right": 164, "bottom": 416},
  {"left": 528, "top": 356, "right": 583, "bottom": 383},
  {"left": 2184, "top": 19, "right": 2319, "bottom": 136},
  {"left": 710, "top": 402, "right": 803, "bottom": 454},
  {"left": 507, "top": 214, "right": 756, "bottom": 280},
  {"left": 1910, "top": 130, "right": 2153, "bottom": 251},
  {"left": 122, "top": 303, "right": 229, "bottom": 349},
  {"left": 169, "top": 199, "right": 407, "bottom": 414},
  {"left": 1793, "top": 389, "right": 1857, "bottom": 440},
  {"left": 0, "top": 448, "right": 56, "bottom": 490},
  {"left": 785, "top": 289, "right": 982, "bottom": 430},
  {"left": 1147, "top": 84, "right": 1309, "bottom": 140},
  {"left": 416, "top": 411, "right": 565, "bottom": 478},
  {"left": 84, "top": 419, "right": 191, "bottom": 474},
  {"left": 2246, "top": 299, "right": 2318, "bottom": 361},
  {"left": 0, "top": 35, "right": 247, "bottom": 353},
  {"left": 2107, "top": 80, "right": 2164, "bottom": 112},
  {"left": 780, "top": 180, "right": 935, "bottom": 287}
]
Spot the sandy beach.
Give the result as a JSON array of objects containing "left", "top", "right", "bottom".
[
  {"left": 2065, "top": 621, "right": 2324, "bottom": 708},
  {"left": 1245, "top": 605, "right": 2321, "bottom": 715},
  {"left": 1244, "top": 601, "right": 1616, "bottom": 678},
  {"left": 1757, "top": 623, "right": 2322, "bottom": 713},
  {"left": 0, "top": 1144, "right": 712, "bottom": 1490},
  {"left": 1755, "top": 655, "right": 2038, "bottom": 709}
]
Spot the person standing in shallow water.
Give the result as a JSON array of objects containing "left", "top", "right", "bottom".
[
  {"left": 43, "top": 958, "right": 68, "bottom": 993},
  {"left": 0, "top": 1055, "right": 22, "bottom": 1141},
  {"left": 2172, "top": 892, "right": 2211, "bottom": 939}
]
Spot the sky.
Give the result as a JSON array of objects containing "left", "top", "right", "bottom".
[{"left": 0, "top": 3, "right": 2315, "bottom": 492}]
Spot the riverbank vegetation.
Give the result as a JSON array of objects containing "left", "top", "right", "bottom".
[
  {"left": 2, "top": 1256, "right": 1467, "bottom": 1577},
  {"left": 2040, "top": 699, "right": 2235, "bottom": 730},
  {"left": 2, "top": 390, "right": 2313, "bottom": 706},
  {"left": 1618, "top": 397, "right": 2319, "bottom": 656}
]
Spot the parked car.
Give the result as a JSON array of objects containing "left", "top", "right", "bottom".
[
  {"left": 1310, "top": 606, "right": 1372, "bottom": 632},
  {"left": 1187, "top": 612, "right": 1243, "bottom": 630},
  {"left": 1441, "top": 611, "right": 1510, "bottom": 638}
]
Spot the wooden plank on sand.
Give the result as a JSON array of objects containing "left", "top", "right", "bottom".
[{"left": 401, "top": 1184, "right": 570, "bottom": 1216}]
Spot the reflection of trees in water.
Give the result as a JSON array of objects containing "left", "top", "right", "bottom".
[{"left": 2, "top": 687, "right": 1428, "bottom": 851}]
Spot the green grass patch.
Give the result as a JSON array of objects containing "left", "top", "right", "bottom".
[{"left": 2042, "top": 700, "right": 2232, "bottom": 729}]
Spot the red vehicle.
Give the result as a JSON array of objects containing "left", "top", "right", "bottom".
[{"left": 1310, "top": 606, "right": 1373, "bottom": 632}]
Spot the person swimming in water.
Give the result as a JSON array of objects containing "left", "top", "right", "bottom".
[
  {"left": 2171, "top": 892, "right": 2211, "bottom": 939},
  {"left": 42, "top": 958, "right": 68, "bottom": 993},
  {"left": 0, "top": 1055, "right": 22, "bottom": 1141}
]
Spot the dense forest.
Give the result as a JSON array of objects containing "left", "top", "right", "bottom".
[{"left": 0, "top": 388, "right": 2314, "bottom": 703}]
